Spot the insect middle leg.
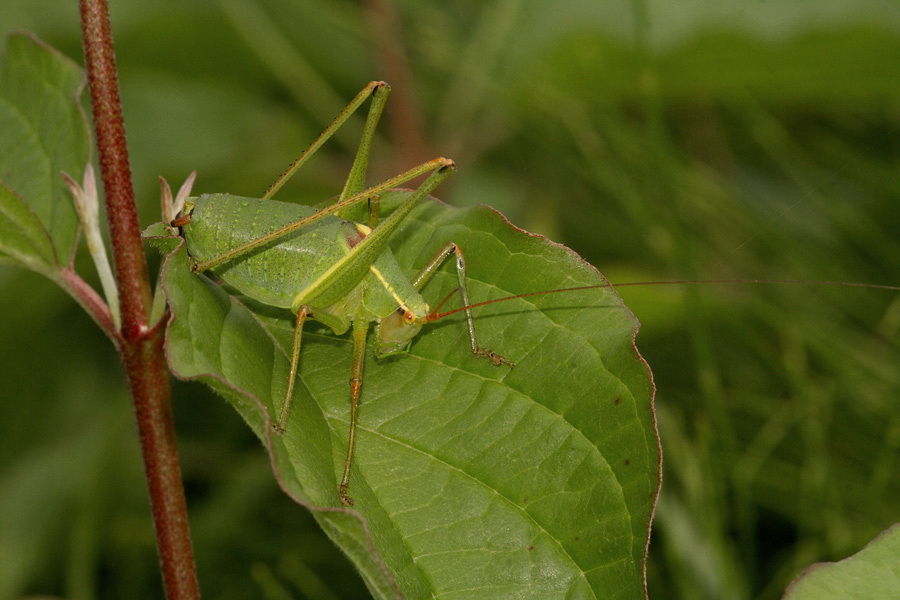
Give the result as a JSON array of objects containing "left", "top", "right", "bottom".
[{"left": 274, "top": 307, "right": 309, "bottom": 435}]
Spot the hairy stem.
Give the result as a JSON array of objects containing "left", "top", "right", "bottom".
[
  {"left": 79, "top": 0, "right": 149, "bottom": 333},
  {"left": 79, "top": 0, "right": 200, "bottom": 597}
]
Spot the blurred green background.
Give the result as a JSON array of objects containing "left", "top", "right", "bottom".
[{"left": 1, "top": 1, "right": 898, "bottom": 598}]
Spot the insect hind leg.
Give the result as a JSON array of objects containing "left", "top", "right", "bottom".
[{"left": 264, "top": 81, "right": 390, "bottom": 201}]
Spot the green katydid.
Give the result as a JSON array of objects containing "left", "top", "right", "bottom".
[{"left": 170, "top": 81, "right": 519, "bottom": 506}]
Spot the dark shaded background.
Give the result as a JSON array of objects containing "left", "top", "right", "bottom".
[{"left": 1, "top": 1, "right": 898, "bottom": 598}]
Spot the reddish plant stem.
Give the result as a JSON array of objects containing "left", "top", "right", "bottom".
[
  {"left": 79, "top": 0, "right": 150, "bottom": 335},
  {"left": 79, "top": 1, "right": 200, "bottom": 597},
  {"left": 123, "top": 320, "right": 199, "bottom": 598}
]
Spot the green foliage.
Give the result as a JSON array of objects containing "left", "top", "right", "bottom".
[
  {"left": 782, "top": 525, "right": 900, "bottom": 600},
  {"left": 147, "top": 189, "right": 657, "bottom": 599},
  {"left": 0, "top": 33, "right": 88, "bottom": 271},
  {"left": 1, "top": 1, "right": 898, "bottom": 599},
  {"left": 0, "top": 183, "right": 57, "bottom": 274}
]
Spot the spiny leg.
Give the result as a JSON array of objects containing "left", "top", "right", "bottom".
[
  {"left": 264, "top": 81, "right": 389, "bottom": 200},
  {"left": 191, "top": 157, "right": 454, "bottom": 274},
  {"left": 415, "top": 243, "right": 513, "bottom": 367},
  {"left": 274, "top": 307, "right": 309, "bottom": 435},
  {"left": 338, "top": 315, "right": 369, "bottom": 507},
  {"left": 338, "top": 86, "right": 389, "bottom": 207}
]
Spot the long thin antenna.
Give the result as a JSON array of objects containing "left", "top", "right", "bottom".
[{"left": 426, "top": 279, "right": 900, "bottom": 322}]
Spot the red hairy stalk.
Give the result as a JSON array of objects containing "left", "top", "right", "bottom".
[{"left": 79, "top": 1, "right": 199, "bottom": 597}]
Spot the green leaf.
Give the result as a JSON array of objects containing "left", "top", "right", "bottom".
[
  {"left": 148, "top": 193, "right": 659, "bottom": 599},
  {"left": 0, "top": 33, "right": 89, "bottom": 267},
  {"left": 0, "top": 182, "right": 56, "bottom": 275},
  {"left": 782, "top": 524, "right": 900, "bottom": 600}
]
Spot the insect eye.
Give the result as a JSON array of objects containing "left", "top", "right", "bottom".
[{"left": 393, "top": 307, "right": 417, "bottom": 324}]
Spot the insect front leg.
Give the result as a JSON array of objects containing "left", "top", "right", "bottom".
[{"left": 415, "top": 243, "right": 514, "bottom": 368}]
